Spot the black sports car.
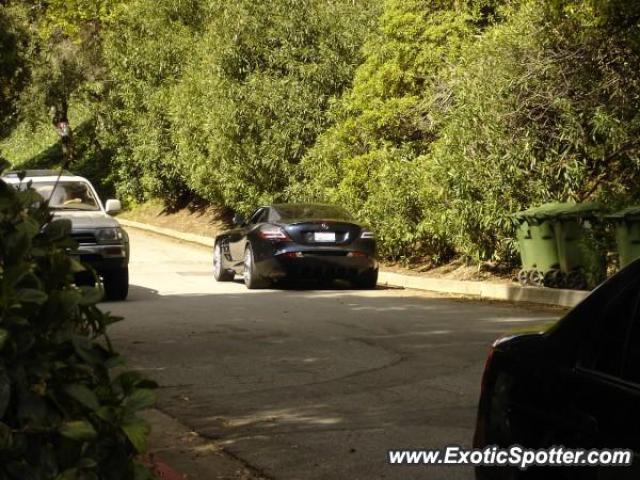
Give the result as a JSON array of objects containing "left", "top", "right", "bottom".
[{"left": 213, "top": 203, "right": 378, "bottom": 289}]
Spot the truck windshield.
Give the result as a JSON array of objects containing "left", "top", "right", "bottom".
[{"left": 31, "top": 181, "right": 101, "bottom": 211}]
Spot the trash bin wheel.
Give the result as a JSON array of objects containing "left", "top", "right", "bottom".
[
  {"left": 543, "top": 269, "right": 563, "bottom": 289},
  {"left": 528, "top": 270, "right": 545, "bottom": 287},
  {"left": 517, "top": 269, "right": 530, "bottom": 286}
]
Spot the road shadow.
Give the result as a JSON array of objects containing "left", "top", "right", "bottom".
[{"left": 229, "top": 275, "right": 400, "bottom": 291}]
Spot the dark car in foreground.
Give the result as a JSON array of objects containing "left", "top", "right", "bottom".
[
  {"left": 213, "top": 203, "right": 378, "bottom": 289},
  {"left": 474, "top": 260, "right": 640, "bottom": 479}
]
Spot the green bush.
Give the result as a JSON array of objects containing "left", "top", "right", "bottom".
[
  {"left": 301, "top": 0, "right": 640, "bottom": 264},
  {"left": 98, "top": 0, "right": 378, "bottom": 213},
  {"left": 424, "top": 0, "right": 640, "bottom": 262},
  {"left": 296, "top": 0, "right": 480, "bottom": 261},
  {"left": 0, "top": 161, "right": 155, "bottom": 480},
  {"left": 99, "top": 0, "right": 205, "bottom": 207}
]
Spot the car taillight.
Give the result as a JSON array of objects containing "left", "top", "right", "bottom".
[
  {"left": 480, "top": 346, "right": 495, "bottom": 393},
  {"left": 474, "top": 346, "right": 496, "bottom": 448},
  {"left": 360, "top": 229, "right": 375, "bottom": 239},
  {"left": 278, "top": 252, "right": 303, "bottom": 258},
  {"left": 258, "top": 226, "right": 291, "bottom": 241},
  {"left": 347, "top": 251, "right": 368, "bottom": 257}
]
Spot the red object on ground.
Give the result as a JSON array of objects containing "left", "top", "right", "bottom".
[{"left": 142, "top": 454, "right": 185, "bottom": 480}]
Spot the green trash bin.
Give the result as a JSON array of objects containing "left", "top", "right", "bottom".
[
  {"left": 552, "top": 204, "right": 605, "bottom": 290},
  {"left": 513, "top": 216, "right": 561, "bottom": 287},
  {"left": 513, "top": 202, "right": 604, "bottom": 289},
  {"left": 513, "top": 204, "right": 563, "bottom": 287},
  {"left": 606, "top": 207, "right": 640, "bottom": 268}
]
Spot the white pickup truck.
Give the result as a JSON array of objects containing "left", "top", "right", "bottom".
[{"left": 3, "top": 170, "right": 130, "bottom": 300}]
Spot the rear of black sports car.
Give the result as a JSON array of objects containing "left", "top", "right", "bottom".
[
  {"left": 251, "top": 221, "right": 376, "bottom": 279},
  {"left": 249, "top": 206, "right": 378, "bottom": 287}
]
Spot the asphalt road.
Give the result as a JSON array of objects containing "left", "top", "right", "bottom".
[{"left": 108, "top": 230, "right": 560, "bottom": 480}]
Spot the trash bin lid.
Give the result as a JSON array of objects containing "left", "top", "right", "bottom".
[
  {"left": 513, "top": 202, "right": 602, "bottom": 221},
  {"left": 605, "top": 206, "right": 640, "bottom": 220}
]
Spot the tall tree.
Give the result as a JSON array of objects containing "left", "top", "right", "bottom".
[
  {"left": 0, "top": 6, "right": 29, "bottom": 139},
  {"left": 11, "top": 0, "right": 122, "bottom": 132}
]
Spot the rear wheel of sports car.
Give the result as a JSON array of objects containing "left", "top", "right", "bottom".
[
  {"left": 213, "top": 242, "right": 234, "bottom": 281},
  {"left": 354, "top": 268, "right": 378, "bottom": 289},
  {"left": 243, "top": 245, "right": 270, "bottom": 289},
  {"left": 103, "top": 267, "right": 129, "bottom": 301}
]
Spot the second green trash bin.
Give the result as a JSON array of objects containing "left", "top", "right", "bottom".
[
  {"left": 606, "top": 207, "right": 640, "bottom": 268},
  {"left": 513, "top": 202, "right": 605, "bottom": 289}
]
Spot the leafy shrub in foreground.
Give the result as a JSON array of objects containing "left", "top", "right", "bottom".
[{"left": 0, "top": 162, "right": 155, "bottom": 479}]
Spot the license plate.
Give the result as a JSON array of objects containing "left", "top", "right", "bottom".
[{"left": 314, "top": 232, "right": 336, "bottom": 242}]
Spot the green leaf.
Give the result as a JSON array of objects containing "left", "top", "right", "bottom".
[
  {"left": 54, "top": 469, "right": 77, "bottom": 480},
  {"left": 76, "top": 458, "right": 98, "bottom": 469},
  {"left": 0, "top": 372, "right": 10, "bottom": 418},
  {"left": 114, "top": 371, "right": 146, "bottom": 392},
  {"left": 122, "top": 418, "right": 151, "bottom": 453},
  {"left": 0, "top": 329, "right": 9, "bottom": 351},
  {"left": 77, "top": 286, "right": 104, "bottom": 306},
  {"left": 58, "top": 290, "right": 82, "bottom": 311},
  {"left": 96, "top": 406, "right": 116, "bottom": 423},
  {"left": 124, "top": 389, "right": 156, "bottom": 412},
  {"left": 14, "top": 215, "right": 40, "bottom": 241},
  {"left": 72, "top": 335, "right": 102, "bottom": 366},
  {"left": 133, "top": 462, "right": 156, "bottom": 480},
  {"left": 104, "top": 354, "right": 126, "bottom": 369},
  {"left": 70, "top": 258, "right": 86, "bottom": 273},
  {"left": 16, "top": 288, "right": 48, "bottom": 305},
  {"left": 43, "top": 219, "right": 72, "bottom": 241},
  {"left": 59, "top": 420, "right": 97, "bottom": 441},
  {"left": 17, "top": 391, "right": 48, "bottom": 425},
  {"left": 64, "top": 384, "right": 100, "bottom": 411},
  {"left": 0, "top": 421, "right": 12, "bottom": 449}
]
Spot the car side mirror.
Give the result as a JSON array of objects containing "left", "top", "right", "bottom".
[
  {"left": 105, "top": 199, "right": 122, "bottom": 214},
  {"left": 233, "top": 214, "right": 246, "bottom": 226}
]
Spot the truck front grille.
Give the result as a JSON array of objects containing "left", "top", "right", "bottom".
[{"left": 71, "top": 233, "right": 97, "bottom": 245}]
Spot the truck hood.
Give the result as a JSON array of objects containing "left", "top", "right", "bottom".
[{"left": 52, "top": 211, "right": 120, "bottom": 229}]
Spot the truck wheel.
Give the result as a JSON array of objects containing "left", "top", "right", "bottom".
[{"left": 103, "top": 267, "right": 129, "bottom": 301}]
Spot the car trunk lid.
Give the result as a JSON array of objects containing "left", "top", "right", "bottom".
[{"left": 283, "top": 221, "right": 361, "bottom": 246}]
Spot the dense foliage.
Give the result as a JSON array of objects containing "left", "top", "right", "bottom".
[
  {"left": 296, "top": 0, "right": 481, "bottom": 260},
  {"left": 0, "top": 162, "right": 155, "bottom": 479},
  {"left": 301, "top": 0, "right": 640, "bottom": 262},
  {"left": 423, "top": 0, "right": 640, "bottom": 261},
  {"left": 99, "top": 0, "right": 378, "bottom": 210},
  {"left": 3, "top": 0, "right": 640, "bottom": 264}
]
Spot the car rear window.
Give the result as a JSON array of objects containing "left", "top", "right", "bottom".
[{"left": 272, "top": 204, "right": 353, "bottom": 221}]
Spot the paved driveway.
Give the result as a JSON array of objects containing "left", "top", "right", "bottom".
[{"left": 108, "top": 230, "right": 560, "bottom": 480}]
